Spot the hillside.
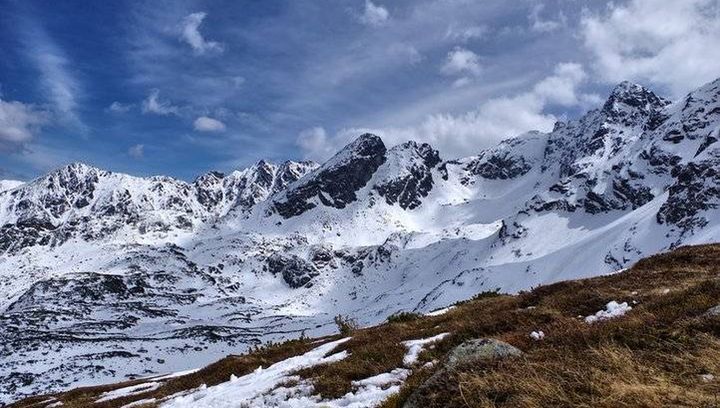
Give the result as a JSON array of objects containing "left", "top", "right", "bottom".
[
  {"left": 9, "top": 243, "right": 720, "bottom": 407},
  {"left": 2, "top": 77, "right": 720, "bottom": 403}
]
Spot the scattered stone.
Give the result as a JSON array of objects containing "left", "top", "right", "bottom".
[{"left": 403, "top": 338, "right": 523, "bottom": 408}]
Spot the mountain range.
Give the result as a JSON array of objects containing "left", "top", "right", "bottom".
[{"left": 1, "top": 77, "right": 720, "bottom": 404}]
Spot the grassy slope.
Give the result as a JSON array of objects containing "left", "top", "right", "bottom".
[{"left": 10, "top": 243, "right": 720, "bottom": 408}]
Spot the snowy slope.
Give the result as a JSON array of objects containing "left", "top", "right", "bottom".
[
  {"left": 0, "top": 180, "right": 23, "bottom": 193},
  {"left": 2, "top": 78, "right": 720, "bottom": 403}
]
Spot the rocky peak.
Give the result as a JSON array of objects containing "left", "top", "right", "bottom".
[
  {"left": 601, "top": 81, "right": 670, "bottom": 126},
  {"left": 373, "top": 141, "right": 441, "bottom": 210},
  {"left": 272, "top": 160, "right": 318, "bottom": 194},
  {"left": 272, "top": 134, "right": 387, "bottom": 218}
]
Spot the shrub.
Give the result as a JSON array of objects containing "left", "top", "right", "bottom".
[
  {"left": 387, "top": 311, "right": 422, "bottom": 323},
  {"left": 334, "top": 314, "right": 359, "bottom": 336}
]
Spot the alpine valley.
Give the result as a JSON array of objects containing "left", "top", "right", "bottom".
[{"left": 2, "top": 77, "right": 720, "bottom": 404}]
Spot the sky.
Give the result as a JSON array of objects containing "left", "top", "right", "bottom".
[{"left": 1, "top": 0, "right": 719, "bottom": 181}]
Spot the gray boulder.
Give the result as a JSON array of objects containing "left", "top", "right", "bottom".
[
  {"left": 403, "top": 338, "right": 523, "bottom": 408},
  {"left": 704, "top": 305, "right": 720, "bottom": 317},
  {"left": 445, "top": 338, "right": 523, "bottom": 370}
]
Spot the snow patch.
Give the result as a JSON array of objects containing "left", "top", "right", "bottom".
[
  {"left": 161, "top": 338, "right": 350, "bottom": 408},
  {"left": 96, "top": 382, "right": 160, "bottom": 402},
  {"left": 425, "top": 306, "right": 456, "bottom": 316},
  {"left": 529, "top": 330, "right": 545, "bottom": 340},
  {"left": 402, "top": 333, "right": 450, "bottom": 366},
  {"left": 584, "top": 301, "right": 632, "bottom": 324}
]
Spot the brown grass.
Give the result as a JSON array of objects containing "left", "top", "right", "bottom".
[{"left": 11, "top": 244, "right": 720, "bottom": 408}]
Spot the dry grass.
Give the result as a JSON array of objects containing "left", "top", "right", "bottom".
[{"left": 11, "top": 244, "right": 720, "bottom": 408}]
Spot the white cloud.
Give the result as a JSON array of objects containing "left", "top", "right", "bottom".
[
  {"left": 193, "top": 116, "right": 226, "bottom": 132},
  {"left": 0, "top": 98, "right": 48, "bottom": 151},
  {"left": 141, "top": 89, "right": 179, "bottom": 115},
  {"left": 21, "top": 23, "right": 84, "bottom": 128},
  {"left": 388, "top": 43, "right": 423, "bottom": 65},
  {"left": 128, "top": 144, "right": 144, "bottom": 159},
  {"left": 529, "top": 4, "right": 566, "bottom": 33},
  {"left": 180, "top": 12, "right": 224, "bottom": 55},
  {"left": 581, "top": 0, "right": 720, "bottom": 97},
  {"left": 445, "top": 24, "right": 488, "bottom": 42},
  {"left": 299, "top": 63, "right": 593, "bottom": 161},
  {"left": 296, "top": 127, "right": 335, "bottom": 161},
  {"left": 107, "top": 101, "right": 133, "bottom": 113},
  {"left": 441, "top": 47, "right": 482, "bottom": 87},
  {"left": 359, "top": 0, "right": 389, "bottom": 27},
  {"left": 441, "top": 47, "right": 481, "bottom": 76}
]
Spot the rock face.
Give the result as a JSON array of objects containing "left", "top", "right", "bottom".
[
  {"left": 657, "top": 161, "right": 720, "bottom": 232},
  {"left": 273, "top": 134, "right": 387, "bottom": 218},
  {"left": 374, "top": 141, "right": 441, "bottom": 209},
  {"left": 266, "top": 253, "right": 319, "bottom": 288}
]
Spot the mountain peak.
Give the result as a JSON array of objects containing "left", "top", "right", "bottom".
[
  {"left": 347, "top": 133, "right": 385, "bottom": 157},
  {"left": 44, "top": 162, "right": 104, "bottom": 182},
  {"left": 603, "top": 81, "right": 669, "bottom": 114},
  {"left": 57, "top": 161, "right": 100, "bottom": 173}
]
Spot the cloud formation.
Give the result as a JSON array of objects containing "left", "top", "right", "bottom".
[
  {"left": 359, "top": 0, "right": 389, "bottom": 26},
  {"left": 441, "top": 46, "right": 482, "bottom": 87},
  {"left": 180, "top": 12, "right": 224, "bottom": 55},
  {"left": 529, "top": 4, "right": 566, "bottom": 33},
  {"left": 107, "top": 101, "right": 133, "bottom": 113},
  {"left": 0, "top": 98, "right": 48, "bottom": 152},
  {"left": 581, "top": 0, "right": 720, "bottom": 97},
  {"left": 128, "top": 144, "right": 144, "bottom": 159},
  {"left": 141, "top": 89, "right": 179, "bottom": 115},
  {"left": 20, "top": 22, "right": 84, "bottom": 129},
  {"left": 445, "top": 25, "right": 488, "bottom": 42},
  {"left": 296, "top": 127, "right": 333, "bottom": 161},
  {"left": 298, "top": 63, "right": 593, "bottom": 162},
  {"left": 193, "top": 116, "right": 226, "bottom": 132}
]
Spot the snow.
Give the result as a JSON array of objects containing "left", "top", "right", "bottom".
[
  {"left": 584, "top": 301, "right": 633, "bottom": 324},
  {"left": 425, "top": 306, "right": 456, "bottom": 316},
  {"left": 529, "top": 330, "right": 545, "bottom": 341},
  {"left": 96, "top": 382, "right": 161, "bottom": 402},
  {"left": 151, "top": 368, "right": 201, "bottom": 381},
  {"left": 161, "top": 333, "right": 449, "bottom": 408},
  {"left": 0, "top": 180, "right": 23, "bottom": 193},
  {"left": 122, "top": 399, "right": 157, "bottom": 408},
  {"left": 402, "top": 333, "right": 450, "bottom": 366},
  {"left": 4, "top": 76, "right": 720, "bottom": 403},
  {"left": 161, "top": 338, "right": 350, "bottom": 408}
]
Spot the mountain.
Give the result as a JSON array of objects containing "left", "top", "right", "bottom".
[
  {"left": 11, "top": 243, "right": 720, "bottom": 408},
  {"left": 2, "top": 77, "right": 720, "bottom": 404}
]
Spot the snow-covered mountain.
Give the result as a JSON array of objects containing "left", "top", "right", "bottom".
[{"left": 2, "top": 77, "right": 720, "bottom": 403}]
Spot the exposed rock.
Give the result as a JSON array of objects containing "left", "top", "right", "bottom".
[
  {"left": 657, "top": 161, "right": 720, "bottom": 234},
  {"left": 273, "top": 134, "right": 387, "bottom": 218},
  {"left": 403, "top": 338, "right": 523, "bottom": 408},
  {"left": 445, "top": 338, "right": 523, "bottom": 369},
  {"left": 374, "top": 141, "right": 440, "bottom": 210},
  {"left": 266, "top": 253, "right": 319, "bottom": 288},
  {"left": 704, "top": 305, "right": 720, "bottom": 317}
]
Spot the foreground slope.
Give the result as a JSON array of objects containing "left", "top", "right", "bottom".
[
  {"left": 11, "top": 243, "right": 720, "bottom": 407},
  {"left": 2, "top": 77, "right": 720, "bottom": 402}
]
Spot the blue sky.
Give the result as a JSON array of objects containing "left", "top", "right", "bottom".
[{"left": 1, "top": 0, "right": 719, "bottom": 180}]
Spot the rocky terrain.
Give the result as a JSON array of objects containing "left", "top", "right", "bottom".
[{"left": 2, "top": 77, "right": 720, "bottom": 404}]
